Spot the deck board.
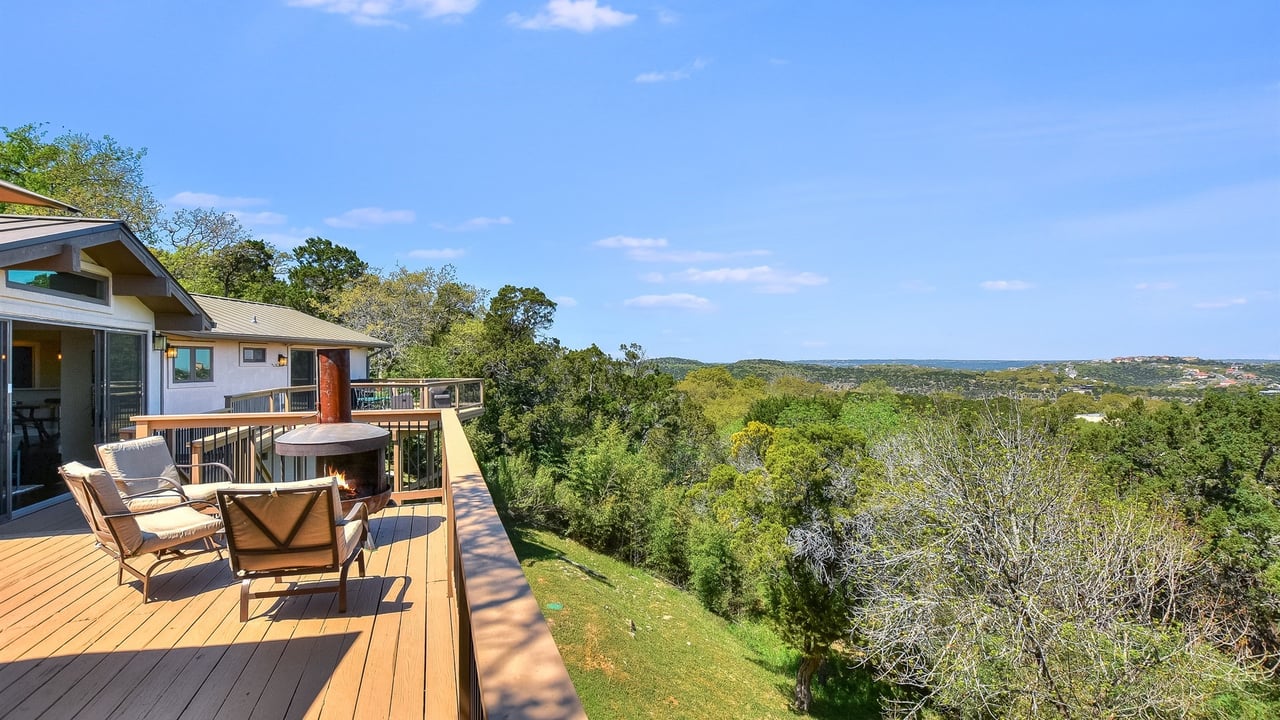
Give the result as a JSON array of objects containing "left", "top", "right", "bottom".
[{"left": 0, "top": 502, "right": 456, "bottom": 720}]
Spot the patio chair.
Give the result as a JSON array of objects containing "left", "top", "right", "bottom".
[
  {"left": 216, "top": 478, "right": 370, "bottom": 622},
  {"left": 96, "top": 435, "right": 233, "bottom": 510},
  {"left": 58, "top": 461, "right": 224, "bottom": 602}
]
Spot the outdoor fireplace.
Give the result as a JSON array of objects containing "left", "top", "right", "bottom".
[{"left": 275, "top": 348, "right": 393, "bottom": 514}]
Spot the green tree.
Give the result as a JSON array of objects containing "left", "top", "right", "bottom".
[
  {"left": 285, "top": 237, "right": 368, "bottom": 321},
  {"left": 0, "top": 123, "right": 160, "bottom": 233},
  {"left": 329, "top": 265, "right": 484, "bottom": 376},
  {"left": 149, "top": 207, "right": 290, "bottom": 301},
  {"left": 705, "top": 421, "right": 867, "bottom": 712}
]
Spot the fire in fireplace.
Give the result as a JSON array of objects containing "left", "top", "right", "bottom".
[{"left": 275, "top": 348, "right": 393, "bottom": 514}]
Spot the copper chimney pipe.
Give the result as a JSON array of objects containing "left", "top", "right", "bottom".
[{"left": 317, "top": 348, "right": 352, "bottom": 423}]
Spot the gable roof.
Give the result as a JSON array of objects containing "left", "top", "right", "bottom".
[
  {"left": 0, "top": 179, "right": 82, "bottom": 213},
  {"left": 183, "top": 294, "right": 390, "bottom": 348},
  {"left": 0, "top": 214, "right": 211, "bottom": 331}
]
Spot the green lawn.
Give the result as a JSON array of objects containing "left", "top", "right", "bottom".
[{"left": 510, "top": 527, "right": 882, "bottom": 720}]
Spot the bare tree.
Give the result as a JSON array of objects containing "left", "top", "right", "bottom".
[{"left": 822, "top": 404, "right": 1265, "bottom": 718}]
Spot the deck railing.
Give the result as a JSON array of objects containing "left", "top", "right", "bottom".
[
  {"left": 124, "top": 404, "right": 585, "bottom": 719},
  {"left": 224, "top": 379, "right": 485, "bottom": 416}
]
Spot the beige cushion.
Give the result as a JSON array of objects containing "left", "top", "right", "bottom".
[
  {"left": 180, "top": 482, "right": 231, "bottom": 504},
  {"left": 59, "top": 461, "right": 143, "bottom": 554},
  {"left": 220, "top": 477, "right": 344, "bottom": 522},
  {"left": 123, "top": 490, "right": 187, "bottom": 512},
  {"left": 338, "top": 513, "right": 365, "bottom": 560},
  {"left": 135, "top": 506, "right": 223, "bottom": 555},
  {"left": 220, "top": 478, "right": 350, "bottom": 573},
  {"left": 97, "top": 436, "right": 184, "bottom": 488}
]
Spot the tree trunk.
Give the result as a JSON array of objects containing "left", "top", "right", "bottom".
[{"left": 794, "top": 654, "right": 823, "bottom": 713}]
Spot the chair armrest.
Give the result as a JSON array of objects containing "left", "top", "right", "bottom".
[
  {"left": 339, "top": 501, "right": 369, "bottom": 526},
  {"left": 175, "top": 461, "right": 234, "bottom": 484},
  {"left": 117, "top": 475, "right": 185, "bottom": 494},
  {"left": 121, "top": 485, "right": 189, "bottom": 501},
  {"left": 102, "top": 498, "right": 219, "bottom": 520}
]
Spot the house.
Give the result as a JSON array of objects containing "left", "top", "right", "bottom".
[
  {"left": 0, "top": 213, "right": 211, "bottom": 520},
  {"left": 160, "top": 294, "right": 390, "bottom": 415},
  {"left": 0, "top": 208, "right": 388, "bottom": 521}
]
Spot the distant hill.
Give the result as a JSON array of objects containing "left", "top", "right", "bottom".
[{"left": 652, "top": 356, "right": 1280, "bottom": 398}]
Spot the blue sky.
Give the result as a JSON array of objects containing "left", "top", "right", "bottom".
[{"left": 6, "top": 1, "right": 1278, "bottom": 361}]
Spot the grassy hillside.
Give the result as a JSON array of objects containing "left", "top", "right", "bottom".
[{"left": 510, "top": 527, "right": 881, "bottom": 720}]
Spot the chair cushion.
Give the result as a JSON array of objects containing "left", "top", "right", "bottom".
[
  {"left": 337, "top": 514, "right": 365, "bottom": 562},
  {"left": 135, "top": 506, "right": 223, "bottom": 555},
  {"left": 220, "top": 477, "right": 344, "bottom": 522},
  {"left": 180, "top": 482, "right": 231, "bottom": 504},
  {"left": 59, "top": 461, "right": 143, "bottom": 554},
  {"left": 219, "top": 479, "right": 345, "bottom": 573},
  {"left": 123, "top": 490, "right": 187, "bottom": 512},
  {"left": 97, "top": 436, "right": 183, "bottom": 489}
]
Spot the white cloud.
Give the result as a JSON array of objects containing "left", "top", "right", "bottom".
[
  {"left": 670, "top": 265, "right": 828, "bottom": 293},
  {"left": 629, "top": 248, "right": 771, "bottom": 263},
  {"left": 288, "top": 0, "right": 477, "bottom": 27},
  {"left": 1135, "top": 281, "right": 1176, "bottom": 291},
  {"left": 624, "top": 293, "right": 713, "bottom": 310},
  {"left": 230, "top": 210, "right": 288, "bottom": 226},
  {"left": 406, "top": 248, "right": 465, "bottom": 259},
  {"left": 596, "top": 234, "right": 771, "bottom": 263},
  {"left": 639, "top": 271, "right": 665, "bottom": 283},
  {"left": 508, "top": 0, "right": 636, "bottom": 32},
  {"left": 169, "top": 191, "right": 268, "bottom": 208},
  {"left": 324, "top": 207, "right": 416, "bottom": 228},
  {"left": 432, "top": 216, "right": 513, "bottom": 232},
  {"left": 1193, "top": 297, "right": 1247, "bottom": 309},
  {"left": 595, "top": 235, "right": 667, "bottom": 248},
  {"left": 554, "top": 295, "right": 579, "bottom": 307},
  {"left": 981, "top": 280, "right": 1033, "bottom": 291},
  {"left": 635, "top": 57, "right": 708, "bottom": 84}
]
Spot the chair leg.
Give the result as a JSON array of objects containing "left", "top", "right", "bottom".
[
  {"left": 338, "top": 564, "right": 350, "bottom": 613},
  {"left": 357, "top": 548, "right": 366, "bottom": 577},
  {"left": 240, "top": 579, "right": 252, "bottom": 622}
]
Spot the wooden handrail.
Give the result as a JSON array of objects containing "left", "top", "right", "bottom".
[{"left": 441, "top": 409, "right": 587, "bottom": 720}]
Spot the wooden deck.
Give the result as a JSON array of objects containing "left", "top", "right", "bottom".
[{"left": 0, "top": 501, "right": 458, "bottom": 720}]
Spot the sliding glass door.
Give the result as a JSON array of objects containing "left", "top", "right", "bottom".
[
  {"left": 99, "top": 331, "right": 145, "bottom": 443},
  {"left": 1, "top": 320, "right": 10, "bottom": 522}
]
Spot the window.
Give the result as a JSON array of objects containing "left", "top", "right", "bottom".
[
  {"left": 242, "top": 347, "right": 267, "bottom": 363},
  {"left": 7, "top": 269, "right": 108, "bottom": 303},
  {"left": 172, "top": 347, "right": 213, "bottom": 383}
]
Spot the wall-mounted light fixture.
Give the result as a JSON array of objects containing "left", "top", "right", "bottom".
[
  {"left": 277, "top": 353, "right": 288, "bottom": 367},
  {"left": 166, "top": 346, "right": 178, "bottom": 360},
  {"left": 57, "top": 352, "right": 62, "bottom": 361},
  {"left": 152, "top": 333, "right": 168, "bottom": 352}
]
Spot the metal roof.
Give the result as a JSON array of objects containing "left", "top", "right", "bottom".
[
  {"left": 0, "top": 214, "right": 211, "bottom": 330},
  {"left": 184, "top": 294, "right": 390, "bottom": 348}
]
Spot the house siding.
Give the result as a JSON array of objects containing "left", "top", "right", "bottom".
[{"left": 162, "top": 341, "right": 372, "bottom": 414}]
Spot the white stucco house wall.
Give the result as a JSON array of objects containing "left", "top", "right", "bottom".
[
  {"left": 0, "top": 181, "right": 389, "bottom": 520},
  {"left": 0, "top": 207, "right": 211, "bottom": 519},
  {"left": 160, "top": 295, "right": 390, "bottom": 415}
]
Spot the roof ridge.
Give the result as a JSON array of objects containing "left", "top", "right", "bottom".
[{"left": 191, "top": 293, "right": 294, "bottom": 310}]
